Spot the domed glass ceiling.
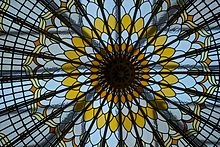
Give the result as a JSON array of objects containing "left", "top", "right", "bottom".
[{"left": 0, "top": 0, "right": 220, "bottom": 146}]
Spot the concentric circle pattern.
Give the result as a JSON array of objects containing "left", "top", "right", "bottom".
[
  {"left": 103, "top": 55, "right": 135, "bottom": 89},
  {"left": 0, "top": 0, "right": 220, "bottom": 146}
]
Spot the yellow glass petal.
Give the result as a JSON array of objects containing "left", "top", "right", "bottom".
[
  {"left": 121, "top": 14, "right": 131, "bottom": 30},
  {"left": 114, "top": 44, "right": 119, "bottom": 52},
  {"left": 161, "top": 47, "right": 175, "bottom": 57},
  {"left": 161, "top": 87, "right": 176, "bottom": 97},
  {"left": 82, "top": 26, "right": 93, "bottom": 38},
  {"left": 72, "top": 37, "right": 86, "bottom": 48},
  {"left": 121, "top": 43, "right": 126, "bottom": 51},
  {"left": 121, "top": 95, "right": 126, "bottom": 103},
  {"left": 137, "top": 54, "right": 144, "bottom": 60},
  {"left": 127, "top": 93, "right": 133, "bottom": 101},
  {"left": 154, "top": 36, "right": 167, "bottom": 46},
  {"left": 147, "top": 106, "right": 157, "bottom": 119},
  {"left": 141, "top": 60, "right": 148, "bottom": 66},
  {"left": 163, "top": 61, "right": 179, "bottom": 70},
  {"left": 62, "top": 63, "right": 75, "bottom": 73},
  {"left": 90, "top": 74, "right": 98, "bottom": 80},
  {"left": 142, "top": 74, "right": 150, "bottom": 79},
  {"left": 156, "top": 100, "right": 167, "bottom": 110},
  {"left": 114, "top": 95, "right": 118, "bottom": 103},
  {"left": 66, "top": 89, "right": 78, "bottom": 100},
  {"left": 107, "top": 44, "right": 113, "bottom": 52},
  {"left": 133, "top": 91, "right": 139, "bottom": 97},
  {"left": 133, "top": 49, "right": 139, "bottom": 56},
  {"left": 127, "top": 45, "right": 133, "bottom": 52},
  {"left": 107, "top": 93, "right": 113, "bottom": 102},
  {"left": 97, "top": 113, "right": 106, "bottom": 129},
  {"left": 62, "top": 77, "right": 76, "bottom": 86},
  {"left": 95, "top": 18, "right": 104, "bottom": 32},
  {"left": 146, "top": 26, "right": 157, "bottom": 38},
  {"left": 142, "top": 67, "right": 150, "bottom": 72},
  {"left": 136, "top": 114, "right": 145, "bottom": 128},
  {"left": 91, "top": 67, "right": 99, "bottom": 72},
  {"left": 134, "top": 18, "right": 144, "bottom": 33},
  {"left": 92, "top": 60, "right": 100, "bottom": 66},
  {"left": 91, "top": 80, "right": 98, "bottom": 86},
  {"left": 65, "top": 50, "right": 81, "bottom": 59},
  {"left": 141, "top": 80, "right": 148, "bottom": 86},
  {"left": 109, "top": 116, "right": 118, "bottom": 132},
  {"left": 96, "top": 54, "right": 103, "bottom": 60},
  {"left": 153, "top": 95, "right": 168, "bottom": 109},
  {"left": 164, "top": 75, "right": 178, "bottom": 84},
  {"left": 84, "top": 106, "right": 94, "bottom": 121},
  {"left": 123, "top": 117, "right": 132, "bottom": 131},
  {"left": 100, "top": 90, "right": 107, "bottom": 98},
  {"left": 108, "top": 15, "right": 117, "bottom": 30},
  {"left": 74, "top": 100, "right": 86, "bottom": 111}
]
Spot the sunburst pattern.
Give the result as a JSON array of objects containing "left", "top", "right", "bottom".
[{"left": 0, "top": 0, "right": 220, "bottom": 146}]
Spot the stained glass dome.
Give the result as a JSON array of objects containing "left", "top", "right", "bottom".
[{"left": 0, "top": 0, "right": 220, "bottom": 146}]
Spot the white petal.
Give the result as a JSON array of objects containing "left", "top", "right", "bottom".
[
  {"left": 45, "top": 79, "right": 60, "bottom": 91},
  {"left": 180, "top": 76, "right": 196, "bottom": 88},
  {"left": 142, "top": 128, "right": 153, "bottom": 143},
  {"left": 107, "top": 133, "right": 118, "bottom": 147},
  {"left": 73, "top": 124, "right": 82, "bottom": 136},
  {"left": 90, "top": 130, "right": 101, "bottom": 145},
  {"left": 125, "top": 133, "right": 136, "bottom": 147}
]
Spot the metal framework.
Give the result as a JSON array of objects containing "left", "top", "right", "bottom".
[{"left": 0, "top": 0, "right": 220, "bottom": 146}]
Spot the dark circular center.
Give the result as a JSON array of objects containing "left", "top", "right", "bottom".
[{"left": 104, "top": 57, "right": 135, "bottom": 89}]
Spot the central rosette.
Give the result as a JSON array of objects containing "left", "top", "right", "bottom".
[
  {"left": 56, "top": 11, "right": 191, "bottom": 143},
  {"left": 104, "top": 56, "right": 135, "bottom": 89}
]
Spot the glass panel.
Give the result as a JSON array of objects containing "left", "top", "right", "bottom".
[{"left": 0, "top": 0, "right": 220, "bottom": 146}]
